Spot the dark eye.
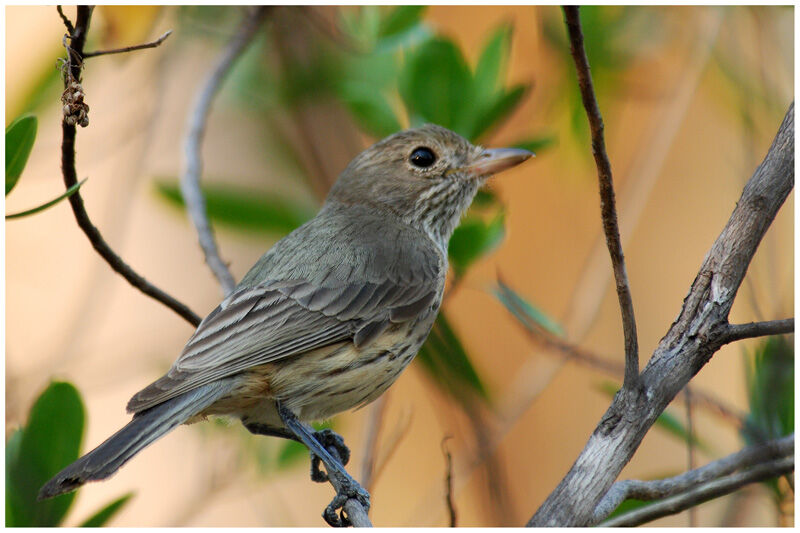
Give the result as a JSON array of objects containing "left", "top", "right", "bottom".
[{"left": 409, "top": 146, "right": 436, "bottom": 168}]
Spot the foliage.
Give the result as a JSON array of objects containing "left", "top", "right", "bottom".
[
  {"left": 741, "top": 335, "right": 794, "bottom": 500},
  {"left": 417, "top": 312, "right": 489, "bottom": 406},
  {"left": 5, "top": 114, "right": 85, "bottom": 219},
  {"left": 6, "top": 382, "right": 133, "bottom": 527},
  {"left": 6, "top": 114, "right": 37, "bottom": 195},
  {"left": 155, "top": 180, "right": 315, "bottom": 235},
  {"left": 542, "top": 6, "right": 659, "bottom": 147},
  {"left": 493, "top": 277, "right": 564, "bottom": 336}
]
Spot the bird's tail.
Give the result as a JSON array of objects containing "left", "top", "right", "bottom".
[{"left": 38, "top": 378, "right": 236, "bottom": 500}]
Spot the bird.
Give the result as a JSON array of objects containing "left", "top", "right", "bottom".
[{"left": 39, "top": 124, "right": 532, "bottom": 524}]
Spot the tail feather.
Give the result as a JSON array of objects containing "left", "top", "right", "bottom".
[{"left": 38, "top": 378, "right": 236, "bottom": 500}]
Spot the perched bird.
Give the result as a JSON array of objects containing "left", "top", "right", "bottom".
[{"left": 39, "top": 124, "right": 532, "bottom": 524}]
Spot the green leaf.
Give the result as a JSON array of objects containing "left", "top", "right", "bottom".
[
  {"left": 6, "top": 178, "right": 87, "bottom": 220},
  {"left": 493, "top": 277, "right": 563, "bottom": 336},
  {"left": 154, "top": 181, "right": 315, "bottom": 236},
  {"left": 448, "top": 212, "right": 505, "bottom": 276},
  {"left": 399, "top": 37, "right": 472, "bottom": 134},
  {"left": 5, "top": 429, "right": 23, "bottom": 526},
  {"left": 7, "top": 381, "right": 85, "bottom": 526},
  {"left": 742, "top": 335, "right": 794, "bottom": 445},
  {"left": 469, "top": 83, "right": 527, "bottom": 141},
  {"left": 338, "top": 82, "right": 401, "bottom": 138},
  {"left": 513, "top": 135, "right": 557, "bottom": 154},
  {"left": 472, "top": 188, "right": 499, "bottom": 208},
  {"left": 604, "top": 497, "right": 654, "bottom": 521},
  {"left": 78, "top": 493, "right": 134, "bottom": 527},
  {"left": 6, "top": 114, "right": 38, "bottom": 195},
  {"left": 652, "top": 409, "right": 712, "bottom": 455},
  {"left": 275, "top": 421, "right": 333, "bottom": 470},
  {"left": 378, "top": 6, "right": 426, "bottom": 40},
  {"left": 417, "top": 312, "right": 489, "bottom": 407},
  {"left": 472, "top": 23, "right": 513, "bottom": 111}
]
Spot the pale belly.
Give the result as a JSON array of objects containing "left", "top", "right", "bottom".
[{"left": 200, "top": 319, "right": 433, "bottom": 429}]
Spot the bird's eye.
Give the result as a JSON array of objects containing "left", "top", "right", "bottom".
[{"left": 409, "top": 146, "right": 436, "bottom": 168}]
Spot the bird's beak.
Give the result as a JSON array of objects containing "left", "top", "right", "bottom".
[{"left": 457, "top": 147, "right": 534, "bottom": 178}]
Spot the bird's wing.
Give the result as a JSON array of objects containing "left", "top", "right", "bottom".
[{"left": 127, "top": 270, "right": 439, "bottom": 413}]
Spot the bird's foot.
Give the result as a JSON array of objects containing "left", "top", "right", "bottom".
[
  {"left": 322, "top": 473, "right": 371, "bottom": 527},
  {"left": 310, "top": 428, "right": 351, "bottom": 483}
]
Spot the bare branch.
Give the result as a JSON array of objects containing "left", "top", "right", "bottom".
[
  {"left": 83, "top": 30, "right": 173, "bottom": 58},
  {"left": 59, "top": 6, "right": 201, "bottom": 327},
  {"left": 684, "top": 388, "right": 697, "bottom": 526},
  {"left": 594, "top": 434, "right": 793, "bottom": 524},
  {"left": 441, "top": 436, "right": 457, "bottom": 527},
  {"left": 720, "top": 318, "right": 794, "bottom": 345},
  {"left": 529, "top": 101, "right": 793, "bottom": 526},
  {"left": 601, "top": 454, "right": 794, "bottom": 527},
  {"left": 505, "top": 308, "right": 746, "bottom": 428},
  {"left": 56, "top": 5, "right": 74, "bottom": 34},
  {"left": 180, "top": 6, "right": 271, "bottom": 296},
  {"left": 562, "top": 6, "right": 640, "bottom": 390}
]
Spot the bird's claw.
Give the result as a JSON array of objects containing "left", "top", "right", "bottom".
[
  {"left": 310, "top": 428, "right": 351, "bottom": 483},
  {"left": 322, "top": 477, "right": 371, "bottom": 527}
]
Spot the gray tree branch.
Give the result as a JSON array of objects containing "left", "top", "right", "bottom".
[
  {"left": 180, "top": 6, "right": 270, "bottom": 296},
  {"left": 528, "top": 101, "right": 794, "bottom": 526},
  {"left": 594, "top": 434, "right": 793, "bottom": 525},
  {"left": 720, "top": 318, "right": 794, "bottom": 345},
  {"left": 601, "top": 456, "right": 794, "bottom": 527}
]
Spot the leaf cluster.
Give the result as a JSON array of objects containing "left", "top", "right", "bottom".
[{"left": 6, "top": 382, "right": 133, "bottom": 527}]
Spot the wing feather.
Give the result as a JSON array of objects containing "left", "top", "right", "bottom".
[{"left": 127, "top": 208, "right": 445, "bottom": 414}]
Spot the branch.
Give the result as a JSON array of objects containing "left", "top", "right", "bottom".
[
  {"left": 180, "top": 6, "right": 271, "bottom": 296},
  {"left": 83, "top": 30, "right": 172, "bottom": 58},
  {"left": 58, "top": 6, "right": 201, "bottom": 327},
  {"left": 720, "top": 318, "right": 794, "bottom": 345},
  {"left": 505, "top": 307, "right": 747, "bottom": 428},
  {"left": 602, "top": 456, "right": 794, "bottom": 527},
  {"left": 323, "top": 446, "right": 373, "bottom": 527},
  {"left": 563, "top": 6, "right": 640, "bottom": 390},
  {"left": 441, "top": 437, "right": 457, "bottom": 527},
  {"left": 528, "top": 100, "right": 793, "bottom": 526},
  {"left": 594, "top": 434, "right": 793, "bottom": 525}
]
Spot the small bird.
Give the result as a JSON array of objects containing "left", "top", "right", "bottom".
[{"left": 39, "top": 124, "right": 532, "bottom": 524}]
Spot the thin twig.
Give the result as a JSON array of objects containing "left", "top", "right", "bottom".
[
  {"left": 602, "top": 457, "right": 795, "bottom": 527},
  {"left": 58, "top": 6, "right": 201, "bottom": 327},
  {"left": 503, "top": 303, "right": 747, "bottom": 428},
  {"left": 720, "top": 318, "right": 794, "bottom": 345},
  {"left": 684, "top": 387, "right": 697, "bottom": 526},
  {"left": 594, "top": 434, "right": 793, "bottom": 525},
  {"left": 441, "top": 436, "right": 457, "bottom": 527},
  {"left": 369, "top": 407, "right": 413, "bottom": 490},
  {"left": 56, "top": 5, "right": 74, "bottom": 34},
  {"left": 83, "top": 30, "right": 173, "bottom": 58},
  {"left": 360, "top": 394, "right": 388, "bottom": 493},
  {"left": 180, "top": 6, "right": 271, "bottom": 296},
  {"left": 562, "top": 6, "right": 640, "bottom": 390}
]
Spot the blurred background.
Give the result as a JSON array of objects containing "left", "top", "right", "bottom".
[{"left": 6, "top": 5, "right": 794, "bottom": 527}]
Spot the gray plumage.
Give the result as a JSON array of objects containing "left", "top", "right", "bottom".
[{"left": 39, "top": 124, "right": 532, "bottom": 500}]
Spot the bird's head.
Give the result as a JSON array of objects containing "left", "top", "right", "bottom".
[{"left": 326, "top": 124, "right": 533, "bottom": 247}]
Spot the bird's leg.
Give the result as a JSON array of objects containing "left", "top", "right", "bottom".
[
  {"left": 244, "top": 422, "right": 300, "bottom": 442},
  {"left": 276, "top": 401, "right": 370, "bottom": 527},
  {"left": 243, "top": 421, "right": 351, "bottom": 483}
]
